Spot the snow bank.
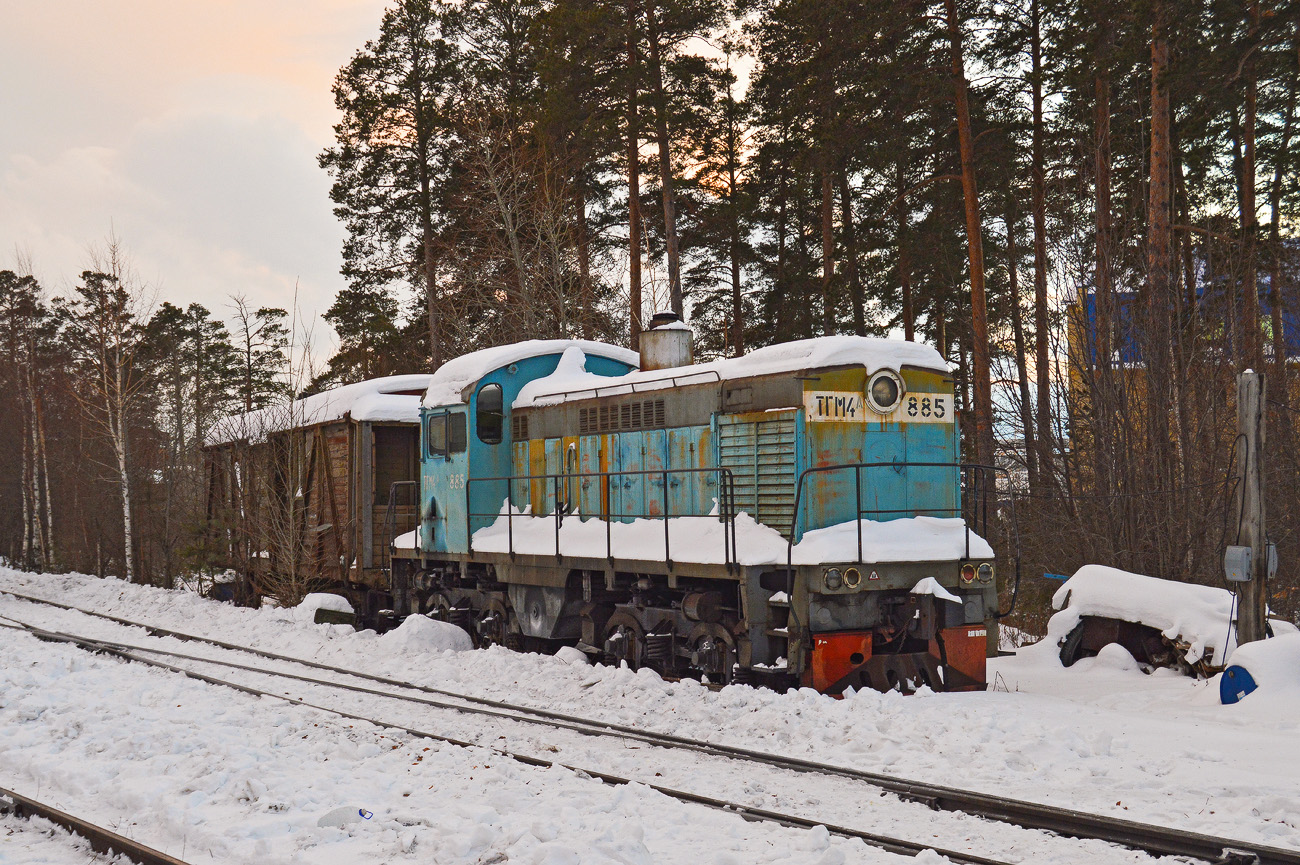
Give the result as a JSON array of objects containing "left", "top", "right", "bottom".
[
  {"left": 6, "top": 568, "right": 1300, "bottom": 854},
  {"left": 421, "top": 340, "right": 639, "bottom": 408},
  {"left": 472, "top": 506, "right": 990, "bottom": 567},
  {"left": 1049, "top": 565, "right": 1237, "bottom": 666},
  {"left": 377, "top": 614, "right": 472, "bottom": 653},
  {"left": 516, "top": 335, "right": 950, "bottom": 408},
  {"left": 1226, "top": 633, "right": 1300, "bottom": 691},
  {"left": 292, "top": 593, "right": 354, "bottom": 625},
  {"left": 207, "top": 374, "right": 432, "bottom": 445}
]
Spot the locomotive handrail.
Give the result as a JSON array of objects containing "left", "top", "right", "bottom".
[
  {"left": 465, "top": 466, "right": 739, "bottom": 572},
  {"left": 382, "top": 480, "right": 419, "bottom": 558},
  {"left": 784, "top": 462, "right": 1021, "bottom": 596},
  {"left": 527, "top": 368, "right": 722, "bottom": 403}
]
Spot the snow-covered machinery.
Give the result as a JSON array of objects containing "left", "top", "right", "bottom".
[{"left": 382, "top": 321, "right": 1013, "bottom": 694}]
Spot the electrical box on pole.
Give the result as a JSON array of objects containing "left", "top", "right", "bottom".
[{"left": 1231, "top": 370, "right": 1267, "bottom": 645}]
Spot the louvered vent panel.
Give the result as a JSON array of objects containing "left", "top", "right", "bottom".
[
  {"left": 512, "top": 415, "right": 530, "bottom": 440},
  {"left": 574, "top": 399, "right": 666, "bottom": 434}
]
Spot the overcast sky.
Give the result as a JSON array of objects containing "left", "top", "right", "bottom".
[{"left": 1, "top": 1, "right": 390, "bottom": 354}]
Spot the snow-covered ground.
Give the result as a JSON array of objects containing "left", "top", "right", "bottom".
[{"left": 0, "top": 568, "right": 1297, "bottom": 864}]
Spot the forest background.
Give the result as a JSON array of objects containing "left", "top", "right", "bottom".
[{"left": 4, "top": 0, "right": 1300, "bottom": 633}]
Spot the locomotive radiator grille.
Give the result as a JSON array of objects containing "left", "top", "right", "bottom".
[{"left": 719, "top": 412, "right": 797, "bottom": 536}]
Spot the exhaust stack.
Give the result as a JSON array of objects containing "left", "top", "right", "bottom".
[{"left": 639, "top": 311, "right": 694, "bottom": 371}]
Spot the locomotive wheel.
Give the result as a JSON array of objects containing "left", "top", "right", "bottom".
[
  {"left": 474, "top": 598, "right": 514, "bottom": 649},
  {"left": 603, "top": 611, "right": 646, "bottom": 669},
  {"left": 687, "top": 622, "right": 737, "bottom": 685}
]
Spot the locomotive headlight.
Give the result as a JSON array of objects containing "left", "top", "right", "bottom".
[
  {"left": 960, "top": 563, "right": 976, "bottom": 584},
  {"left": 867, "top": 370, "right": 904, "bottom": 413},
  {"left": 823, "top": 568, "right": 844, "bottom": 590},
  {"left": 978, "top": 562, "right": 994, "bottom": 583},
  {"left": 843, "top": 567, "right": 861, "bottom": 589}
]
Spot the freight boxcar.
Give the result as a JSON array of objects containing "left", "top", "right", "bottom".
[{"left": 204, "top": 375, "right": 432, "bottom": 599}]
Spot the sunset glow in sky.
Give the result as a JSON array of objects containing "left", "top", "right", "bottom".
[{"left": 2, "top": 1, "right": 390, "bottom": 350}]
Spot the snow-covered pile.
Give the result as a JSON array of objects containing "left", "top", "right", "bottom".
[
  {"left": 421, "top": 340, "right": 639, "bottom": 408},
  {"left": 1225, "top": 632, "right": 1300, "bottom": 692},
  {"left": 472, "top": 507, "right": 992, "bottom": 567},
  {"left": 1047, "top": 564, "right": 1237, "bottom": 665},
  {"left": 291, "top": 592, "right": 354, "bottom": 624},
  {"left": 515, "top": 336, "right": 950, "bottom": 408},
  {"left": 207, "top": 374, "right": 432, "bottom": 445},
  {"left": 377, "top": 613, "right": 473, "bottom": 653}
]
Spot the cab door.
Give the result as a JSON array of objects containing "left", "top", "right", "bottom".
[{"left": 420, "top": 407, "right": 470, "bottom": 554}]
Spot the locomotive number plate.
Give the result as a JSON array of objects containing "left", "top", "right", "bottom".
[
  {"left": 900, "top": 393, "right": 953, "bottom": 423},
  {"left": 804, "top": 391, "right": 954, "bottom": 423}
]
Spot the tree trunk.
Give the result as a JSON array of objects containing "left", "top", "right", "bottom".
[
  {"left": 643, "top": 0, "right": 683, "bottom": 318},
  {"left": 839, "top": 162, "right": 864, "bottom": 336},
  {"left": 415, "top": 74, "right": 441, "bottom": 370},
  {"left": 945, "top": 0, "right": 993, "bottom": 469},
  {"left": 114, "top": 358, "right": 136, "bottom": 583},
  {"left": 727, "top": 99, "right": 743, "bottom": 356},
  {"left": 19, "top": 373, "right": 32, "bottom": 567},
  {"left": 575, "top": 184, "right": 593, "bottom": 340},
  {"left": 36, "top": 387, "right": 53, "bottom": 567},
  {"left": 1093, "top": 59, "right": 1115, "bottom": 501},
  {"left": 821, "top": 164, "right": 836, "bottom": 334},
  {"left": 1147, "top": 0, "right": 1175, "bottom": 486},
  {"left": 627, "top": 0, "right": 643, "bottom": 350},
  {"left": 1269, "top": 57, "right": 1297, "bottom": 394},
  {"left": 898, "top": 165, "right": 914, "bottom": 341},
  {"left": 1006, "top": 204, "right": 1038, "bottom": 488},
  {"left": 1031, "top": 0, "right": 1051, "bottom": 484}
]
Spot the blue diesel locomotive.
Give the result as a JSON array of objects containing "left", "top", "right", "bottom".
[{"left": 387, "top": 319, "right": 1007, "bottom": 693}]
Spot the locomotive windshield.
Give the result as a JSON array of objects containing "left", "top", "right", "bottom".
[{"left": 426, "top": 411, "right": 467, "bottom": 457}]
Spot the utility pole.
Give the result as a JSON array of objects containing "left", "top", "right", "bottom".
[{"left": 1235, "top": 370, "right": 1267, "bottom": 644}]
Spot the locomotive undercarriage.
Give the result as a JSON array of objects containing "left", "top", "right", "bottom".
[{"left": 382, "top": 549, "right": 993, "bottom": 692}]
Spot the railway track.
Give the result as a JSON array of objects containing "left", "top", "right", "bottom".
[
  {"left": 0, "top": 784, "right": 192, "bottom": 865},
  {"left": 1, "top": 587, "right": 1293, "bottom": 865}
]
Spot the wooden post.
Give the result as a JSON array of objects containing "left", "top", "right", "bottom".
[{"left": 1235, "top": 370, "right": 1267, "bottom": 644}]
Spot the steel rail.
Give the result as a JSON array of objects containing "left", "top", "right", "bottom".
[
  {"left": 0, "top": 618, "right": 1013, "bottom": 865},
  {"left": 1, "top": 589, "right": 1291, "bottom": 865},
  {"left": 0, "top": 784, "right": 192, "bottom": 865}
]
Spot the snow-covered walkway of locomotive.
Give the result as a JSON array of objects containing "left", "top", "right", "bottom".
[
  {"left": 394, "top": 512, "right": 995, "bottom": 566},
  {"left": 1, "top": 570, "right": 1299, "bottom": 863}
]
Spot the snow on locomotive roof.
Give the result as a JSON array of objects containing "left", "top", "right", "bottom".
[
  {"left": 514, "top": 335, "right": 950, "bottom": 408},
  {"left": 421, "top": 339, "right": 641, "bottom": 408},
  {"left": 207, "top": 374, "right": 434, "bottom": 445}
]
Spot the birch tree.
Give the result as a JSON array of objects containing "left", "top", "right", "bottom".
[{"left": 61, "top": 242, "right": 150, "bottom": 583}]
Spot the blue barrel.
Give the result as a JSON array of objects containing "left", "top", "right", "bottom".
[{"left": 1220, "top": 665, "right": 1258, "bottom": 704}]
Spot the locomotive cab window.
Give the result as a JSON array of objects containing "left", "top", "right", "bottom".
[
  {"left": 426, "top": 411, "right": 467, "bottom": 458},
  {"left": 476, "top": 383, "right": 504, "bottom": 444}
]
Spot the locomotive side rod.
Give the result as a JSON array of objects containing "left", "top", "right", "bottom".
[
  {"left": 1, "top": 590, "right": 1294, "bottom": 865},
  {"left": 0, "top": 618, "right": 1017, "bottom": 865}
]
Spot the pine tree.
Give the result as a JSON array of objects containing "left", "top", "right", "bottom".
[{"left": 320, "top": 0, "right": 461, "bottom": 369}]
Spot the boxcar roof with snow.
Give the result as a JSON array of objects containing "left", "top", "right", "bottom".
[{"left": 207, "top": 373, "right": 434, "bottom": 446}]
